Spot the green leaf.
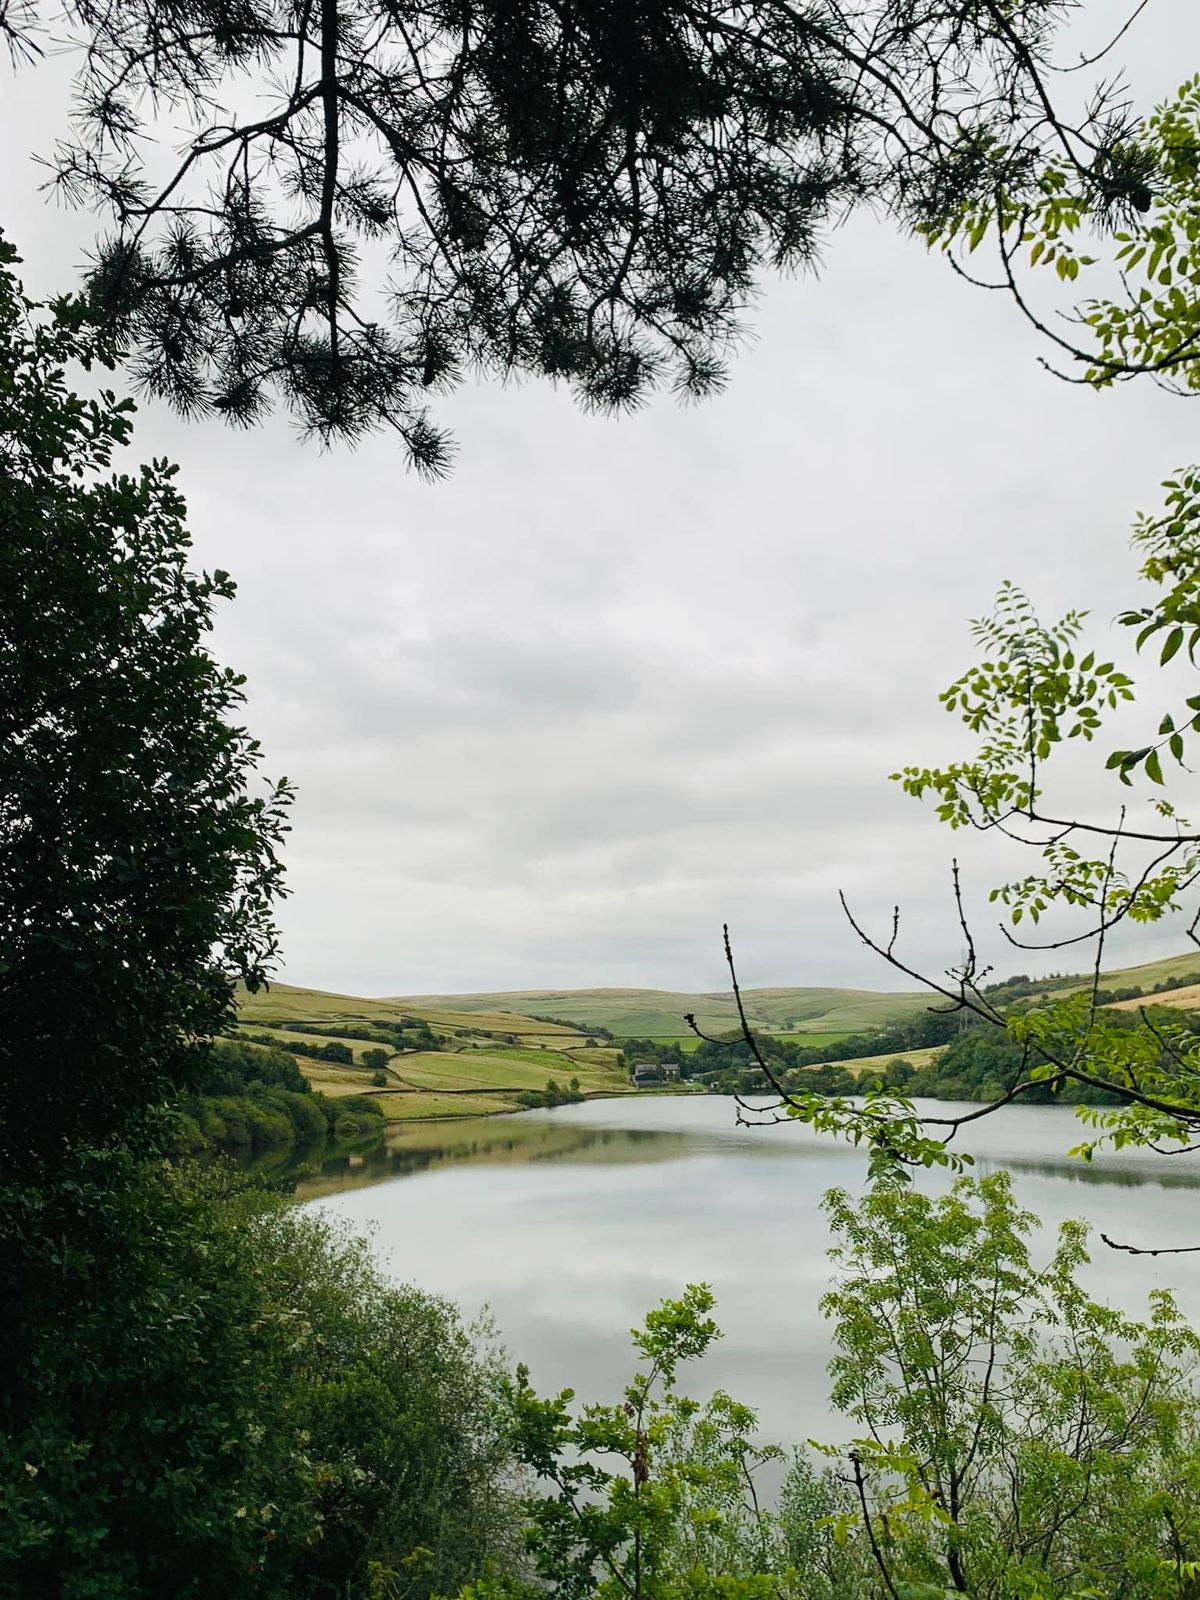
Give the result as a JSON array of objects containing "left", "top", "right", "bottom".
[{"left": 1162, "top": 627, "right": 1185, "bottom": 664}]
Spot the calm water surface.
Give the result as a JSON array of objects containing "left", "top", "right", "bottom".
[{"left": 306, "top": 1097, "right": 1200, "bottom": 1444}]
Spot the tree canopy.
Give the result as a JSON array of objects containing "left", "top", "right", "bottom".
[
  {"left": 0, "top": 239, "right": 291, "bottom": 1167},
  {"left": 2, "top": 0, "right": 1154, "bottom": 463}
]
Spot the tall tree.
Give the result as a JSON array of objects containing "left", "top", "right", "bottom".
[
  {"left": 3, "top": 0, "right": 1151, "bottom": 464},
  {"left": 0, "top": 238, "right": 291, "bottom": 1167}
]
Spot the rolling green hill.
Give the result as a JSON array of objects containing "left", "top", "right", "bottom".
[
  {"left": 1053, "top": 950, "right": 1200, "bottom": 997},
  {"left": 237, "top": 980, "right": 581, "bottom": 1038},
  {"left": 237, "top": 952, "right": 1200, "bottom": 1114},
  {"left": 392, "top": 984, "right": 932, "bottom": 1039},
  {"left": 234, "top": 981, "right": 633, "bottom": 1119}
]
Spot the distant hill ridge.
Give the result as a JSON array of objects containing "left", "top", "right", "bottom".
[
  {"left": 241, "top": 949, "right": 1200, "bottom": 1041},
  {"left": 390, "top": 984, "right": 931, "bottom": 1039}
]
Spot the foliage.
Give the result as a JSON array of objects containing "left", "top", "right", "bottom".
[
  {"left": 783, "top": 64, "right": 1200, "bottom": 1173},
  {"left": 487, "top": 1285, "right": 794, "bottom": 1600},
  {"left": 463, "top": 1182, "right": 1200, "bottom": 1600},
  {"left": 812, "top": 1171, "right": 1200, "bottom": 1598},
  {"left": 532, "top": 1015, "right": 615, "bottom": 1042},
  {"left": 774, "top": 1454, "right": 873, "bottom": 1600},
  {"left": 243, "top": 1030, "right": 397, "bottom": 1065},
  {"left": 0, "top": 1155, "right": 518, "bottom": 1600},
  {"left": 856, "top": 541, "right": 1200, "bottom": 1164},
  {"left": 924, "top": 75, "right": 1200, "bottom": 399},
  {"left": 662, "top": 1007, "right": 960, "bottom": 1092},
  {"left": 2, "top": 0, "right": 1141, "bottom": 455},
  {"left": 168, "top": 1038, "right": 386, "bottom": 1158},
  {"left": 513, "top": 1079, "right": 585, "bottom": 1110},
  {"left": 0, "top": 238, "right": 290, "bottom": 1169},
  {"left": 849, "top": 73, "right": 1200, "bottom": 1162}
]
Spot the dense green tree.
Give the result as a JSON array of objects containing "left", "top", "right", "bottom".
[
  {"left": 0, "top": 239, "right": 291, "bottom": 1169},
  {"left": 170, "top": 1037, "right": 386, "bottom": 1156},
  {"left": 1, "top": 0, "right": 1152, "bottom": 459},
  {"left": 0, "top": 1159, "right": 518, "bottom": 1600},
  {"left": 812, "top": 1172, "right": 1200, "bottom": 1597}
]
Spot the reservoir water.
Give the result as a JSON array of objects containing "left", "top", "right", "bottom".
[{"left": 303, "top": 1096, "right": 1200, "bottom": 1447}]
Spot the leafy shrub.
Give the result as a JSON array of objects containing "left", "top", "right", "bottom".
[
  {"left": 163, "top": 1041, "right": 384, "bottom": 1160},
  {"left": 0, "top": 1157, "right": 519, "bottom": 1600}
]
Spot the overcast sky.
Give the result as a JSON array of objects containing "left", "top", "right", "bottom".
[{"left": 5, "top": 3, "right": 1200, "bottom": 998}]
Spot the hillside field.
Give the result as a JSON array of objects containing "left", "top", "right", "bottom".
[
  {"left": 235, "top": 981, "right": 632, "bottom": 1118},
  {"left": 1057, "top": 951, "right": 1200, "bottom": 997},
  {"left": 237, "top": 952, "right": 1200, "bottom": 1117},
  {"left": 391, "top": 984, "right": 933, "bottom": 1039}
]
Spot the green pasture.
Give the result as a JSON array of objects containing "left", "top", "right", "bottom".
[
  {"left": 816, "top": 1046, "right": 947, "bottom": 1078},
  {"left": 237, "top": 981, "right": 412, "bottom": 1025},
  {"left": 369, "top": 1090, "right": 516, "bottom": 1120},
  {"left": 237, "top": 980, "right": 585, "bottom": 1041},
  {"left": 394, "top": 984, "right": 932, "bottom": 1038},
  {"left": 237, "top": 1025, "right": 387, "bottom": 1060},
  {"left": 1053, "top": 950, "right": 1200, "bottom": 997},
  {"left": 392, "top": 1050, "right": 626, "bottom": 1094},
  {"left": 302, "top": 1070, "right": 381, "bottom": 1097},
  {"left": 771, "top": 1029, "right": 857, "bottom": 1048}
]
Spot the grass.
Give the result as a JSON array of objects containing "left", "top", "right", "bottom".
[
  {"left": 772, "top": 1029, "right": 858, "bottom": 1048},
  {"left": 369, "top": 1091, "right": 517, "bottom": 1120},
  {"left": 391, "top": 1050, "right": 625, "bottom": 1094},
  {"left": 239, "top": 1025, "right": 386, "bottom": 1059},
  {"left": 465, "top": 1041, "right": 622, "bottom": 1070},
  {"left": 239, "top": 981, "right": 635, "bottom": 1119},
  {"left": 237, "top": 981, "right": 585, "bottom": 1041},
  {"left": 302, "top": 1071, "right": 380, "bottom": 1096},
  {"left": 1112, "top": 983, "right": 1200, "bottom": 1014},
  {"left": 246, "top": 957, "right": 1200, "bottom": 1062},
  {"left": 565, "top": 1046, "right": 626, "bottom": 1067},
  {"left": 393, "top": 985, "right": 932, "bottom": 1038},
  {"left": 822, "top": 1045, "right": 947, "bottom": 1078},
  {"left": 1029, "top": 951, "right": 1200, "bottom": 1000},
  {"left": 301, "top": 1066, "right": 582, "bottom": 1121}
]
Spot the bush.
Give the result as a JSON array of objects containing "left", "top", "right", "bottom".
[
  {"left": 164, "top": 1041, "right": 380, "bottom": 1160},
  {"left": 336, "top": 1095, "right": 386, "bottom": 1122},
  {"left": 0, "top": 1157, "right": 520, "bottom": 1600}
]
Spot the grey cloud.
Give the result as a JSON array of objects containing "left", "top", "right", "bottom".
[{"left": 4, "top": 2, "right": 1200, "bottom": 997}]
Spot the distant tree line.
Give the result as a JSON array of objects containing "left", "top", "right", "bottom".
[
  {"left": 173, "top": 1040, "right": 385, "bottom": 1158},
  {"left": 244, "top": 1016, "right": 442, "bottom": 1060},
  {"left": 514, "top": 1078, "right": 585, "bottom": 1111},
  {"left": 531, "top": 1015, "right": 616, "bottom": 1042},
  {"left": 622, "top": 1008, "right": 963, "bottom": 1091},
  {"left": 868, "top": 1007, "right": 1200, "bottom": 1107},
  {"left": 625, "top": 989, "right": 1200, "bottom": 1104}
]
